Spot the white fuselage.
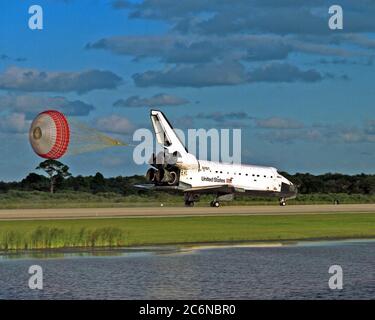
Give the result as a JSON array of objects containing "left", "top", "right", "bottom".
[{"left": 179, "top": 160, "right": 289, "bottom": 193}]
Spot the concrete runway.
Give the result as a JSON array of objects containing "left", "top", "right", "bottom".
[{"left": 0, "top": 204, "right": 374, "bottom": 220}]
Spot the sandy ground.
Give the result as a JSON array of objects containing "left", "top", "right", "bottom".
[{"left": 0, "top": 204, "right": 374, "bottom": 220}]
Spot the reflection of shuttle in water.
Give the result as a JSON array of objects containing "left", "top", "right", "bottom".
[{"left": 136, "top": 110, "right": 297, "bottom": 207}]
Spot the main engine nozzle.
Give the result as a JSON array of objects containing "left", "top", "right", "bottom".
[{"left": 146, "top": 168, "right": 179, "bottom": 185}]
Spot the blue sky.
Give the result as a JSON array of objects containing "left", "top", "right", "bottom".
[{"left": 1, "top": 0, "right": 375, "bottom": 181}]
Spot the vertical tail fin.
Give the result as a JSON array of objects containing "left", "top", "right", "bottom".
[
  {"left": 150, "top": 110, "right": 198, "bottom": 168},
  {"left": 150, "top": 110, "right": 187, "bottom": 155}
]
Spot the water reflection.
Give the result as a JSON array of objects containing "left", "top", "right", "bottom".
[
  {"left": 1, "top": 239, "right": 375, "bottom": 260},
  {"left": 0, "top": 240, "right": 374, "bottom": 299}
]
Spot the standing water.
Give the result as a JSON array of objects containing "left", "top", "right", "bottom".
[{"left": 0, "top": 240, "right": 374, "bottom": 299}]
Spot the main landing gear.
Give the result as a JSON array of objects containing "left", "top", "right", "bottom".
[
  {"left": 279, "top": 197, "right": 287, "bottom": 206},
  {"left": 184, "top": 192, "right": 199, "bottom": 207},
  {"left": 210, "top": 200, "right": 220, "bottom": 208},
  {"left": 185, "top": 200, "right": 220, "bottom": 207},
  {"left": 209, "top": 194, "right": 232, "bottom": 207},
  {"left": 184, "top": 200, "right": 195, "bottom": 207}
]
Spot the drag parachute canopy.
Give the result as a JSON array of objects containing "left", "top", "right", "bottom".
[{"left": 29, "top": 110, "right": 70, "bottom": 159}]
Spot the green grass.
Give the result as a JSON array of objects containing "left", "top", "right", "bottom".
[
  {"left": 1, "top": 213, "right": 375, "bottom": 250},
  {"left": 1, "top": 190, "right": 375, "bottom": 209},
  {"left": 0, "top": 191, "right": 178, "bottom": 209}
]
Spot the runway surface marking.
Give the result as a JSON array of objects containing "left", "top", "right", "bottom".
[{"left": 0, "top": 204, "right": 374, "bottom": 220}]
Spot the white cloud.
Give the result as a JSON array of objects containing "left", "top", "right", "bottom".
[
  {"left": 0, "top": 94, "right": 94, "bottom": 118},
  {"left": 256, "top": 117, "right": 304, "bottom": 129},
  {"left": 0, "top": 67, "right": 122, "bottom": 94},
  {"left": 114, "top": 93, "right": 189, "bottom": 107},
  {"left": 95, "top": 115, "right": 135, "bottom": 135},
  {"left": 0, "top": 113, "right": 30, "bottom": 133},
  {"left": 133, "top": 61, "right": 248, "bottom": 87}
]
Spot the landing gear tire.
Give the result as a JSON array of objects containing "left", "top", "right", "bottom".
[
  {"left": 185, "top": 201, "right": 195, "bottom": 207},
  {"left": 279, "top": 198, "right": 286, "bottom": 206},
  {"left": 210, "top": 201, "right": 220, "bottom": 208}
]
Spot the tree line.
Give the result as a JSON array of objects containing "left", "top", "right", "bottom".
[
  {"left": 0, "top": 160, "right": 147, "bottom": 195},
  {"left": 0, "top": 160, "right": 375, "bottom": 195},
  {"left": 0, "top": 171, "right": 148, "bottom": 195}
]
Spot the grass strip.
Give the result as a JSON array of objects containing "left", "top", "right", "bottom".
[{"left": 0, "top": 212, "right": 374, "bottom": 250}]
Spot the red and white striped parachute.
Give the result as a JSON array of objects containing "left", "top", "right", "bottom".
[{"left": 29, "top": 110, "right": 70, "bottom": 159}]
